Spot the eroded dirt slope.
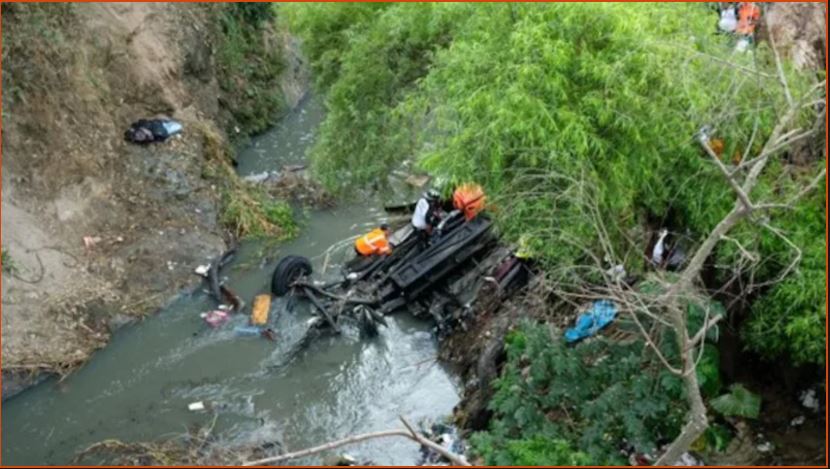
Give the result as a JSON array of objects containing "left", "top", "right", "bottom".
[{"left": 0, "top": 3, "right": 277, "bottom": 397}]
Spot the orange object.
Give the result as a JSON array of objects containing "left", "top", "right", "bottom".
[
  {"left": 251, "top": 294, "right": 271, "bottom": 326},
  {"left": 355, "top": 228, "right": 391, "bottom": 256},
  {"left": 736, "top": 2, "right": 761, "bottom": 36},
  {"left": 453, "top": 183, "right": 486, "bottom": 221},
  {"left": 709, "top": 138, "right": 725, "bottom": 158}
]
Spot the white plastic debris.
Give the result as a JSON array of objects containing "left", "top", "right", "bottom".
[
  {"left": 756, "top": 441, "right": 773, "bottom": 453},
  {"left": 718, "top": 8, "right": 738, "bottom": 33},
  {"left": 83, "top": 235, "right": 102, "bottom": 249},
  {"left": 194, "top": 264, "right": 210, "bottom": 277},
  {"left": 652, "top": 229, "right": 669, "bottom": 265},
  {"left": 799, "top": 389, "right": 820, "bottom": 412},
  {"left": 673, "top": 452, "right": 703, "bottom": 466},
  {"left": 242, "top": 171, "right": 273, "bottom": 184},
  {"left": 606, "top": 264, "right": 627, "bottom": 282},
  {"left": 188, "top": 401, "right": 205, "bottom": 411}
]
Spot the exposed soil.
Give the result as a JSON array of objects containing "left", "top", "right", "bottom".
[{"left": 1, "top": 3, "right": 306, "bottom": 398}]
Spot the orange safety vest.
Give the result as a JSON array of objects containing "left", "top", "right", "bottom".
[
  {"left": 736, "top": 3, "right": 761, "bottom": 36},
  {"left": 355, "top": 228, "right": 391, "bottom": 256}
]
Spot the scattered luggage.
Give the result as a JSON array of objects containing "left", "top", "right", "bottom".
[{"left": 124, "top": 118, "right": 182, "bottom": 144}]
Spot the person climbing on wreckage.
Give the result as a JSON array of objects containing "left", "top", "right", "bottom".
[
  {"left": 354, "top": 223, "right": 393, "bottom": 257},
  {"left": 411, "top": 189, "right": 444, "bottom": 246}
]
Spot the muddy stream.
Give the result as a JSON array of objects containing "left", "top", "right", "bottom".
[{"left": 1, "top": 96, "right": 460, "bottom": 465}]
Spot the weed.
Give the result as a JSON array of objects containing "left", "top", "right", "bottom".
[{"left": 2, "top": 248, "right": 18, "bottom": 274}]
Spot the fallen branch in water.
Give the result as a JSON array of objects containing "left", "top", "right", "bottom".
[{"left": 241, "top": 416, "right": 470, "bottom": 466}]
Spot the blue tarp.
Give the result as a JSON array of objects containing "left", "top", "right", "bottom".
[{"left": 564, "top": 300, "right": 617, "bottom": 343}]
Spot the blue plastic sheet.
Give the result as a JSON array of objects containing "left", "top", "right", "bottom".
[
  {"left": 564, "top": 300, "right": 617, "bottom": 343},
  {"left": 234, "top": 325, "right": 262, "bottom": 336}
]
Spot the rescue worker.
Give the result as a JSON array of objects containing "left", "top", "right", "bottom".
[
  {"left": 354, "top": 224, "right": 392, "bottom": 256},
  {"left": 411, "top": 189, "right": 442, "bottom": 243},
  {"left": 735, "top": 2, "right": 761, "bottom": 37}
]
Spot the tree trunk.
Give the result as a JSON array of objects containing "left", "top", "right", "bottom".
[{"left": 655, "top": 305, "right": 710, "bottom": 465}]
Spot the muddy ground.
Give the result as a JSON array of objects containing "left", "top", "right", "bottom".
[{"left": 1, "top": 3, "right": 307, "bottom": 398}]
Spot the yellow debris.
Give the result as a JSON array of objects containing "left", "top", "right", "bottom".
[{"left": 251, "top": 294, "right": 271, "bottom": 325}]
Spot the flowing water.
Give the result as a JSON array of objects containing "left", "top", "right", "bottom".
[{"left": 1, "top": 95, "right": 460, "bottom": 466}]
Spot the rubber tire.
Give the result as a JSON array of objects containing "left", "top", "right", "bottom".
[{"left": 271, "top": 255, "right": 313, "bottom": 296}]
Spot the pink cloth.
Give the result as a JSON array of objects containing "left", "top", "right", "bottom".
[{"left": 204, "top": 310, "right": 230, "bottom": 328}]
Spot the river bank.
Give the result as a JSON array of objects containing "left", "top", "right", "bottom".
[{"left": 1, "top": 3, "right": 306, "bottom": 399}]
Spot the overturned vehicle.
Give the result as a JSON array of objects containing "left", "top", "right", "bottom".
[{"left": 270, "top": 186, "right": 531, "bottom": 338}]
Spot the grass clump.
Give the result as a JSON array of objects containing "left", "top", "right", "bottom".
[
  {"left": 200, "top": 124, "right": 297, "bottom": 240},
  {"left": 220, "top": 186, "right": 297, "bottom": 239},
  {"left": 2, "top": 249, "right": 18, "bottom": 274}
]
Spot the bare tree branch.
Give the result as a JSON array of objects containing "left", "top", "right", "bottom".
[
  {"left": 699, "top": 135, "right": 755, "bottom": 210},
  {"left": 241, "top": 417, "right": 470, "bottom": 466},
  {"left": 766, "top": 16, "right": 794, "bottom": 107}
]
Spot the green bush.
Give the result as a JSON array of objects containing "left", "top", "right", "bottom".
[
  {"left": 216, "top": 3, "right": 285, "bottom": 140},
  {"left": 470, "top": 323, "right": 687, "bottom": 465},
  {"left": 710, "top": 384, "right": 761, "bottom": 419},
  {"left": 740, "top": 176, "right": 826, "bottom": 365},
  {"left": 285, "top": 2, "right": 824, "bottom": 366},
  {"left": 229, "top": 2, "right": 274, "bottom": 28}
]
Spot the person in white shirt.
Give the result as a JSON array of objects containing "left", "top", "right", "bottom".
[{"left": 411, "top": 189, "right": 441, "bottom": 242}]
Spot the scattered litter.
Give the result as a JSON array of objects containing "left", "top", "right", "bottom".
[
  {"left": 261, "top": 327, "right": 278, "bottom": 341},
  {"left": 243, "top": 171, "right": 278, "bottom": 184},
  {"left": 322, "top": 454, "right": 357, "bottom": 466},
  {"left": 652, "top": 229, "right": 669, "bottom": 266},
  {"left": 251, "top": 294, "right": 271, "bottom": 326},
  {"left": 202, "top": 310, "right": 230, "bottom": 328},
  {"left": 306, "top": 317, "right": 322, "bottom": 328},
  {"left": 650, "top": 229, "right": 687, "bottom": 270},
  {"left": 790, "top": 415, "right": 806, "bottom": 427},
  {"left": 221, "top": 285, "right": 244, "bottom": 313},
  {"left": 756, "top": 440, "right": 773, "bottom": 453},
  {"left": 673, "top": 452, "right": 703, "bottom": 466},
  {"left": 83, "top": 235, "right": 102, "bottom": 249},
  {"left": 606, "top": 264, "right": 627, "bottom": 282},
  {"left": 187, "top": 401, "right": 205, "bottom": 412},
  {"left": 718, "top": 6, "right": 738, "bottom": 33},
  {"left": 564, "top": 300, "right": 618, "bottom": 343},
  {"left": 799, "top": 388, "right": 820, "bottom": 412},
  {"left": 234, "top": 325, "right": 262, "bottom": 337},
  {"left": 735, "top": 37, "right": 751, "bottom": 53},
  {"left": 419, "top": 421, "right": 466, "bottom": 465},
  {"left": 194, "top": 264, "right": 210, "bottom": 277},
  {"left": 124, "top": 118, "right": 183, "bottom": 144}
]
